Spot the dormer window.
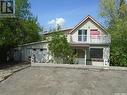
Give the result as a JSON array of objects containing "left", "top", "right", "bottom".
[{"left": 78, "top": 30, "right": 87, "bottom": 42}]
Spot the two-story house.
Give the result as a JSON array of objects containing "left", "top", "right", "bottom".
[{"left": 14, "top": 16, "right": 111, "bottom": 66}]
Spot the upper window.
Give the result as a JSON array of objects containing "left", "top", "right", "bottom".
[
  {"left": 90, "top": 48, "right": 103, "bottom": 59},
  {"left": 78, "top": 30, "right": 87, "bottom": 42}
]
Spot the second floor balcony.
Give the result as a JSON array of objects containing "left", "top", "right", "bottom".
[{"left": 68, "top": 35, "right": 111, "bottom": 44}]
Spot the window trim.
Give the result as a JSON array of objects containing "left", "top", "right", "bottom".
[
  {"left": 78, "top": 29, "right": 87, "bottom": 42},
  {"left": 90, "top": 48, "right": 103, "bottom": 59}
]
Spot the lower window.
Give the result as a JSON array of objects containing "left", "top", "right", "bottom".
[{"left": 90, "top": 48, "right": 103, "bottom": 59}]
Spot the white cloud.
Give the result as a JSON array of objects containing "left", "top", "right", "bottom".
[
  {"left": 48, "top": 17, "right": 65, "bottom": 28},
  {"left": 48, "top": 19, "right": 55, "bottom": 25}
]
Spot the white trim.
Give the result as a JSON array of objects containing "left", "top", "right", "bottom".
[
  {"left": 85, "top": 50, "right": 86, "bottom": 66},
  {"left": 43, "top": 28, "right": 73, "bottom": 35},
  {"left": 69, "top": 15, "right": 108, "bottom": 34},
  {"left": 18, "top": 41, "right": 49, "bottom": 47}
]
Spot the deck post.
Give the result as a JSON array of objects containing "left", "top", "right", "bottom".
[{"left": 84, "top": 50, "right": 86, "bottom": 66}]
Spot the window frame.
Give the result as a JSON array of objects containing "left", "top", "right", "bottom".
[
  {"left": 78, "top": 29, "right": 87, "bottom": 42},
  {"left": 90, "top": 48, "right": 103, "bottom": 59}
]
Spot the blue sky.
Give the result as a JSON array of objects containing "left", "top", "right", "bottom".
[{"left": 30, "top": 0, "right": 104, "bottom": 30}]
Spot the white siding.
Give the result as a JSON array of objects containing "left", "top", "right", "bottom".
[
  {"left": 69, "top": 20, "right": 107, "bottom": 43},
  {"left": 16, "top": 42, "right": 49, "bottom": 62}
]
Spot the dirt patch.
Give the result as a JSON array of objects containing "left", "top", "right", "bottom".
[{"left": 0, "top": 63, "right": 30, "bottom": 82}]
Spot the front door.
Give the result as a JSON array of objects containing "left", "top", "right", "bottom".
[{"left": 74, "top": 49, "right": 86, "bottom": 64}]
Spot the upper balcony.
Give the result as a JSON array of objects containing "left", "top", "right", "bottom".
[{"left": 68, "top": 35, "right": 111, "bottom": 45}]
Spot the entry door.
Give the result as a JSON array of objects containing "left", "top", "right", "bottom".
[
  {"left": 76, "top": 49, "right": 86, "bottom": 64},
  {"left": 86, "top": 49, "right": 92, "bottom": 65}
]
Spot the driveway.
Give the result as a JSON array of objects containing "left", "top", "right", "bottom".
[{"left": 0, "top": 67, "right": 127, "bottom": 95}]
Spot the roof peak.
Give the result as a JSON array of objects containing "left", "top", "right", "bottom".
[{"left": 69, "top": 15, "right": 107, "bottom": 34}]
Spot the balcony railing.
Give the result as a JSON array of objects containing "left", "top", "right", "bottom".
[
  {"left": 69, "top": 35, "right": 111, "bottom": 44},
  {"left": 90, "top": 35, "right": 111, "bottom": 44}
]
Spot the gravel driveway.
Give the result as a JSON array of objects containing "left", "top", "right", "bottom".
[{"left": 0, "top": 67, "right": 127, "bottom": 95}]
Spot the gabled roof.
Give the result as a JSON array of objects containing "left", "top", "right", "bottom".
[{"left": 69, "top": 15, "right": 108, "bottom": 34}]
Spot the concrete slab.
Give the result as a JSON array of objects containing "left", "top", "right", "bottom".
[
  {"left": 31, "top": 63, "right": 127, "bottom": 71},
  {"left": 0, "top": 67, "right": 127, "bottom": 95}
]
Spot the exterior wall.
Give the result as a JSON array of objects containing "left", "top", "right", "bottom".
[
  {"left": 92, "top": 61, "right": 104, "bottom": 66},
  {"left": 21, "top": 43, "right": 48, "bottom": 61},
  {"left": 74, "top": 46, "right": 110, "bottom": 66},
  {"left": 15, "top": 42, "right": 110, "bottom": 66},
  {"left": 68, "top": 20, "right": 107, "bottom": 43},
  {"left": 89, "top": 46, "right": 110, "bottom": 66},
  {"left": 103, "top": 47, "right": 110, "bottom": 66},
  {"left": 75, "top": 58, "right": 85, "bottom": 64},
  {"left": 14, "top": 42, "right": 50, "bottom": 62},
  {"left": 14, "top": 50, "right": 21, "bottom": 62}
]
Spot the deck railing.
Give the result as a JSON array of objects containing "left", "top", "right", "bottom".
[
  {"left": 69, "top": 35, "right": 111, "bottom": 44},
  {"left": 90, "top": 35, "right": 111, "bottom": 44}
]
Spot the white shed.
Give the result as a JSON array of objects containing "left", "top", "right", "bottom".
[{"left": 14, "top": 41, "right": 50, "bottom": 63}]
